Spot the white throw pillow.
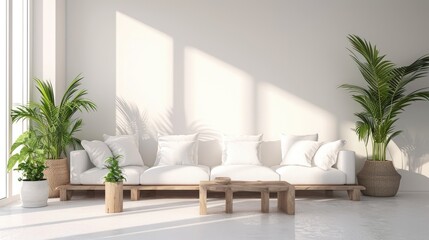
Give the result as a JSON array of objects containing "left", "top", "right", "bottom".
[
  {"left": 155, "top": 133, "right": 199, "bottom": 166},
  {"left": 280, "top": 133, "right": 318, "bottom": 160},
  {"left": 282, "top": 140, "right": 322, "bottom": 167},
  {"left": 313, "top": 140, "right": 346, "bottom": 170},
  {"left": 103, "top": 134, "right": 144, "bottom": 167},
  {"left": 222, "top": 134, "right": 263, "bottom": 165},
  {"left": 157, "top": 141, "right": 197, "bottom": 165},
  {"left": 223, "top": 141, "right": 262, "bottom": 165},
  {"left": 81, "top": 140, "right": 113, "bottom": 169}
]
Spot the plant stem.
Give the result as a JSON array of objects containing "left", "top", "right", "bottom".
[{"left": 372, "top": 141, "right": 386, "bottom": 161}]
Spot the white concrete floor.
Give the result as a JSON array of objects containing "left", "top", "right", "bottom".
[{"left": 0, "top": 191, "right": 428, "bottom": 240}]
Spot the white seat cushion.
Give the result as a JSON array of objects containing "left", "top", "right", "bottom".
[
  {"left": 272, "top": 165, "right": 346, "bottom": 184},
  {"left": 140, "top": 165, "right": 210, "bottom": 185},
  {"left": 210, "top": 165, "right": 280, "bottom": 181},
  {"left": 79, "top": 166, "right": 148, "bottom": 185}
]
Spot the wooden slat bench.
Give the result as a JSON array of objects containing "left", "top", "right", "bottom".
[
  {"left": 56, "top": 184, "right": 365, "bottom": 201},
  {"left": 56, "top": 185, "right": 137, "bottom": 201},
  {"left": 294, "top": 185, "right": 366, "bottom": 201},
  {"left": 56, "top": 184, "right": 199, "bottom": 201}
]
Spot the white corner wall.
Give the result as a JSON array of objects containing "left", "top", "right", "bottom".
[{"left": 65, "top": 0, "right": 429, "bottom": 191}]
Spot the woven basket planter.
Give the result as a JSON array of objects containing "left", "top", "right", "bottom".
[
  {"left": 44, "top": 158, "right": 70, "bottom": 198},
  {"left": 357, "top": 160, "right": 401, "bottom": 197}
]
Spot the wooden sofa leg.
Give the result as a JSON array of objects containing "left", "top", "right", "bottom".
[
  {"left": 131, "top": 189, "right": 140, "bottom": 201},
  {"left": 58, "top": 187, "right": 73, "bottom": 201},
  {"left": 60, "top": 189, "right": 70, "bottom": 201},
  {"left": 347, "top": 189, "right": 361, "bottom": 201},
  {"left": 67, "top": 190, "right": 73, "bottom": 200}
]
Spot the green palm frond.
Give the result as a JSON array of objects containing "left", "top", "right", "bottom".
[
  {"left": 11, "top": 75, "right": 97, "bottom": 159},
  {"left": 340, "top": 35, "right": 429, "bottom": 160}
]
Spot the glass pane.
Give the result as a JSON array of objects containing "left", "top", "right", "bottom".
[
  {"left": 0, "top": 0, "right": 6, "bottom": 200},
  {"left": 11, "top": 0, "right": 28, "bottom": 196},
  {"left": 12, "top": 0, "right": 23, "bottom": 105}
]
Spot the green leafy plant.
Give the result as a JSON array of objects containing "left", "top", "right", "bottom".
[
  {"left": 340, "top": 35, "right": 429, "bottom": 161},
  {"left": 7, "top": 130, "right": 47, "bottom": 181},
  {"left": 104, "top": 155, "right": 126, "bottom": 183},
  {"left": 11, "top": 74, "right": 97, "bottom": 159}
]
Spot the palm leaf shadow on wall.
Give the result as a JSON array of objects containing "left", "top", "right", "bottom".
[
  {"left": 116, "top": 97, "right": 157, "bottom": 165},
  {"left": 393, "top": 132, "right": 429, "bottom": 174},
  {"left": 115, "top": 97, "right": 282, "bottom": 167},
  {"left": 116, "top": 97, "right": 152, "bottom": 138}
]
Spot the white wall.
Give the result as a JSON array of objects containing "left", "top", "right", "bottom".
[{"left": 65, "top": 0, "right": 429, "bottom": 191}]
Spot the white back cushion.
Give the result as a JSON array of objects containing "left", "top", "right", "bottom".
[
  {"left": 282, "top": 140, "right": 322, "bottom": 167},
  {"left": 157, "top": 140, "right": 197, "bottom": 165},
  {"left": 280, "top": 133, "right": 318, "bottom": 160},
  {"left": 223, "top": 141, "right": 262, "bottom": 165},
  {"left": 222, "top": 134, "right": 263, "bottom": 165},
  {"left": 103, "top": 134, "right": 144, "bottom": 167},
  {"left": 155, "top": 133, "right": 199, "bottom": 166}
]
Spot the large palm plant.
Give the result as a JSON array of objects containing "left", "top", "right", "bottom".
[
  {"left": 11, "top": 74, "right": 97, "bottom": 159},
  {"left": 340, "top": 35, "right": 429, "bottom": 161}
]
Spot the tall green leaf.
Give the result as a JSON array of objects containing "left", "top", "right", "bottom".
[
  {"left": 340, "top": 35, "right": 429, "bottom": 160},
  {"left": 11, "top": 75, "right": 97, "bottom": 159}
]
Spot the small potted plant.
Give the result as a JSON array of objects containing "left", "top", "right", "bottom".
[
  {"left": 104, "top": 155, "right": 126, "bottom": 213},
  {"left": 7, "top": 130, "right": 49, "bottom": 207},
  {"left": 340, "top": 35, "right": 429, "bottom": 196}
]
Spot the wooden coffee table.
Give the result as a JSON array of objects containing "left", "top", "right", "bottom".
[{"left": 199, "top": 178, "right": 295, "bottom": 215}]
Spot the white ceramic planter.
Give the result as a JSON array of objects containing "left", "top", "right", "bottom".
[{"left": 21, "top": 180, "right": 49, "bottom": 208}]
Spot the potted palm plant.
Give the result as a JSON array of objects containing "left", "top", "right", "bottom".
[
  {"left": 340, "top": 35, "right": 429, "bottom": 197},
  {"left": 104, "top": 155, "right": 126, "bottom": 213},
  {"left": 11, "top": 74, "right": 96, "bottom": 197},
  {"left": 7, "top": 130, "right": 48, "bottom": 207}
]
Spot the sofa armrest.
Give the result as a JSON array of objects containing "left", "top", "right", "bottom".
[
  {"left": 336, "top": 150, "right": 356, "bottom": 184},
  {"left": 70, "top": 150, "right": 94, "bottom": 184}
]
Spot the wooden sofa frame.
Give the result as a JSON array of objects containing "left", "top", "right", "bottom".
[{"left": 57, "top": 184, "right": 365, "bottom": 201}]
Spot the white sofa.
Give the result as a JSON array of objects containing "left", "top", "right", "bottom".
[
  {"left": 59, "top": 134, "right": 365, "bottom": 202},
  {"left": 70, "top": 149, "right": 356, "bottom": 186}
]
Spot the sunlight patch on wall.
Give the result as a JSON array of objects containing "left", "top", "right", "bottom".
[
  {"left": 116, "top": 12, "right": 173, "bottom": 133},
  {"left": 258, "top": 82, "right": 336, "bottom": 141},
  {"left": 420, "top": 155, "right": 429, "bottom": 175},
  {"left": 184, "top": 47, "right": 254, "bottom": 135}
]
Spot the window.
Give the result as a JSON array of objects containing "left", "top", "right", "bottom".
[
  {"left": 0, "top": 0, "right": 7, "bottom": 200},
  {"left": 0, "top": 0, "right": 29, "bottom": 201}
]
